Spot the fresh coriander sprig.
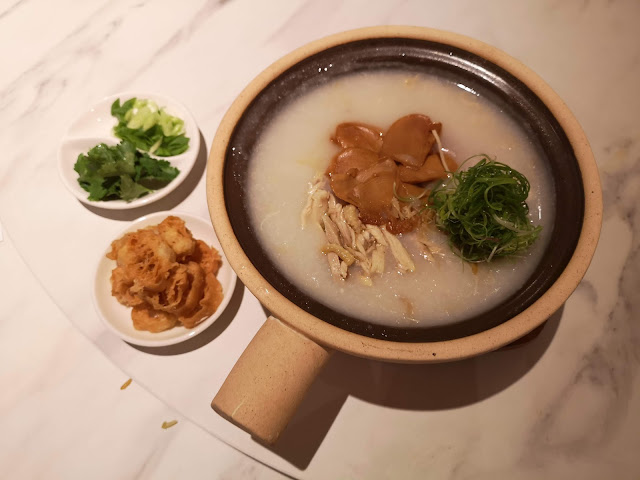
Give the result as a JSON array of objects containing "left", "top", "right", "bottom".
[{"left": 73, "top": 140, "right": 180, "bottom": 202}]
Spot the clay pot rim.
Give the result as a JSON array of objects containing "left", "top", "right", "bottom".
[{"left": 206, "top": 26, "right": 602, "bottom": 363}]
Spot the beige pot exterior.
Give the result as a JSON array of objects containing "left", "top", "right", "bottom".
[
  {"left": 206, "top": 26, "right": 602, "bottom": 364},
  {"left": 212, "top": 316, "right": 332, "bottom": 444}
]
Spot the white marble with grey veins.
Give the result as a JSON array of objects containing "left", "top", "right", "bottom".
[{"left": 1, "top": 0, "right": 639, "bottom": 478}]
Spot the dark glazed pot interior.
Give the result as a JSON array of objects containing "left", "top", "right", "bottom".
[{"left": 223, "top": 37, "right": 584, "bottom": 342}]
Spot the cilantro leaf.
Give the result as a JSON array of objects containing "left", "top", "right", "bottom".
[
  {"left": 136, "top": 153, "right": 180, "bottom": 189},
  {"left": 73, "top": 140, "right": 180, "bottom": 203},
  {"left": 119, "top": 174, "right": 151, "bottom": 201}
]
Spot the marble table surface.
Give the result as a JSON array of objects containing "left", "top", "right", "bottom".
[{"left": 1, "top": 0, "right": 639, "bottom": 478}]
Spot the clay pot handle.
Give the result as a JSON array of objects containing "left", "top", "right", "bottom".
[{"left": 211, "top": 316, "right": 332, "bottom": 444}]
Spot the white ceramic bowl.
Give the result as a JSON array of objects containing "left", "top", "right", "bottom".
[
  {"left": 58, "top": 92, "right": 200, "bottom": 210},
  {"left": 93, "top": 211, "right": 237, "bottom": 347}
]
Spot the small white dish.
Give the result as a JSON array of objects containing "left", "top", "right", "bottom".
[
  {"left": 93, "top": 211, "right": 237, "bottom": 347},
  {"left": 58, "top": 92, "right": 200, "bottom": 210}
]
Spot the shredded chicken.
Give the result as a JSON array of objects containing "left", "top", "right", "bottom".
[
  {"left": 371, "top": 245, "right": 386, "bottom": 274},
  {"left": 415, "top": 212, "right": 445, "bottom": 264},
  {"left": 305, "top": 176, "right": 434, "bottom": 282},
  {"left": 301, "top": 176, "right": 330, "bottom": 228},
  {"left": 303, "top": 178, "right": 391, "bottom": 282},
  {"left": 322, "top": 244, "right": 356, "bottom": 266},
  {"left": 321, "top": 215, "right": 345, "bottom": 280},
  {"left": 343, "top": 204, "right": 363, "bottom": 231},
  {"left": 382, "top": 228, "right": 415, "bottom": 272},
  {"left": 365, "top": 225, "right": 387, "bottom": 246}
]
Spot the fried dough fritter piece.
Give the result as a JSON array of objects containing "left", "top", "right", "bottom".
[
  {"left": 156, "top": 216, "right": 196, "bottom": 260},
  {"left": 131, "top": 305, "right": 178, "bottom": 332},
  {"left": 112, "top": 229, "right": 176, "bottom": 293},
  {"left": 139, "top": 262, "right": 206, "bottom": 316},
  {"left": 110, "top": 267, "right": 144, "bottom": 307},
  {"left": 178, "top": 272, "right": 224, "bottom": 329},
  {"left": 173, "top": 262, "right": 208, "bottom": 315},
  {"left": 188, "top": 240, "right": 222, "bottom": 275}
]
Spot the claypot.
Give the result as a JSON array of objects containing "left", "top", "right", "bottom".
[{"left": 206, "top": 26, "right": 602, "bottom": 444}]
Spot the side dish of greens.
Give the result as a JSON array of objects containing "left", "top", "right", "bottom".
[
  {"left": 111, "top": 98, "right": 189, "bottom": 157},
  {"left": 73, "top": 140, "right": 180, "bottom": 202},
  {"left": 429, "top": 155, "right": 542, "bottom": 262}
]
